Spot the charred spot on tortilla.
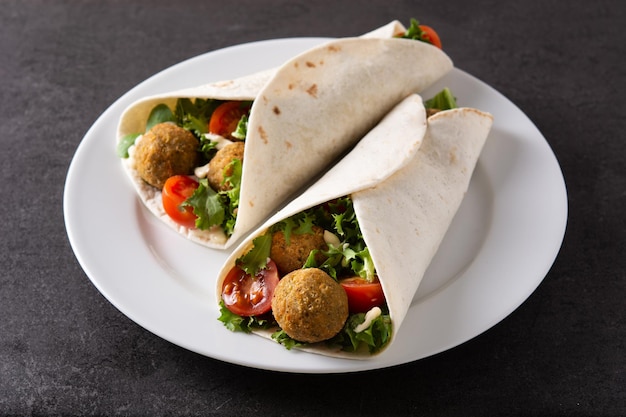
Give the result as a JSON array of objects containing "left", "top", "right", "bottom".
[
  {"left": 285, "top": 141, "right": 293, "bottom": 149},
  {"left": 327, "top": 45, "right": 341, "bottom": 52},
  {"left": 258, "top": 126, "right": 268, "bottom": 144},
  {"left": 449, "top": 147, "right": 458, "bottom": 164},
  {"left": 306, "top": 84, "right": 318, "bottom": 98},
  {"left": 306, "top": 61, "right": 316, "bottom": 68},
  {"left": 288, "top": 83, "right": 295, "bottom": 90},
  {"left": 273, "top": 106, "right": 281, "bottom": 115},
  {"left": 214, "top": 80, "right": 235, "bottom": 88}
]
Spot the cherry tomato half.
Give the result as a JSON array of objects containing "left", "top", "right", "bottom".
[
  {"left": 339, "top": 277, "right": 386, "bottom": 314},
  {"left": 222, "top": 260, "right": 280, "bottom": 317},
  {"left": 209, "top": 101, "right": 251, "bottom": 139},
  {"left": 419, "top": 25, "right": 442, "bottom": 49},
  {"left": 162, "top": 175, "right": 199, "bottom": 229}
]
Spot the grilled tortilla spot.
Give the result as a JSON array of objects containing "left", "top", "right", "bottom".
[
  {"left": 306, "top": 84, "right": 318, "bottom": 98},
  {"left": 258, "top": 126, "right": 268, "bottom": 144}
]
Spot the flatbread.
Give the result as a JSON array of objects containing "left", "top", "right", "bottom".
[{"left": 216, "top": 104, "right": 494, "bottom": 358}]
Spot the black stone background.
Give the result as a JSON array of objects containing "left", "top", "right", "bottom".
[{"left": 1, "top": 0, "right": 624, "bottom": 415}]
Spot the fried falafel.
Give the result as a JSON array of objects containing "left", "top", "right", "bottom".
[
  {"left": 270, "top": 226, "right": 328, "bottom": 274},
  {"left": 271, "top": 268, "right": 348, "bottom": 343},
  {"left": 133, "top": 122, "right": 199, "bottom": 189},
  {"left": 207, "top": 141, "right": 245, "bottom": 192}
]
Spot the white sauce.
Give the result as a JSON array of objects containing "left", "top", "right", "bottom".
[
  {"left": 194, "top": 163, "right": 210, "bottom": 178},
  {"left": 323, "top": 230, "right": 341, "bottom": 247},
  {"left": 193, "top": 133, "right": 236, "bottom": 178},
  {"left": 353, "top": 306, "right": 382, "bottom": 333},
  {"left": 204, "top": 132, "right": 234, "bottom": 150}
]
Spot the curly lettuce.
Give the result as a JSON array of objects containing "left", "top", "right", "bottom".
[{"left": 182, "top": 158, "right": 242, "bottom": 235}]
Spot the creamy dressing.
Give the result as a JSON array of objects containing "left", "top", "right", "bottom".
[
  {"left": 194, "top": 163, "right": 210, "bottom": 178},
  {"left": 204, "top": 132, "right": 235, "bottom": 150},
  {"left": 193, "top": 133, "right": 237, "bottom": 178},
  {"left": 353, "top": 306, "right": 382, "bottom": 333},
  {"left": 323, "top": 230, "right": 341, "bottom": 247}
]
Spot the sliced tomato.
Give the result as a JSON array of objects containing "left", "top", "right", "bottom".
[
  {"left": 162, "top": 175, "right": 199, "bottom": 229},
  {"left": 222, "top": 260, "right": 280, "bottom": 317},
  {"left": 209, "top": 101, "right": 250, "bottom": 139},
  {"left": 339, "top": 277, "right": 386, "bottom": 314},
  {"left": 419, "top": 25, "right": 442, "bottom": 49}
]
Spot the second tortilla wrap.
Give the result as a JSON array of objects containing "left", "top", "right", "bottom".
[{"left": 216, "top": 100, "right": 494, "bottom": 358}]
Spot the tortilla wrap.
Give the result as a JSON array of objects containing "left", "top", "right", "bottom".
[
  {"left": 216, "top": 103, "right": 494, "bottom": 358},
  {"left": 118, "top": 21, "right": 453, "bottom": 249}
]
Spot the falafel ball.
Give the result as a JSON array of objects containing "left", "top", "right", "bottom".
[
  {"left": 134, "top": 122, "right": 199, "bottom": 189},
  {"left": 271, "top": 268, "right": 348, "bottom": 343},
  {"left": 207, "top": 141, "right": 245, "bottom": 192},
  {"left": 270, "top": 226, "right": 328, "bottom": 274}
]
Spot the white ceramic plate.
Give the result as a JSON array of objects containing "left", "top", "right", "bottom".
[{"left": 64, "top": 38, "right": 567, "bottom": 373}]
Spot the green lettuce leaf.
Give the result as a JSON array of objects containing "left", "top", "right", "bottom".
[
  {"left": 237, "top": 234, "right": 272, "bottom": 275},
  {"left": 271, "top": 330, "right": 304, "bottom": 350},
  {"left": 116, "top": 133, "right": 140, "bottom": 158},
  {"left": 221, "top": 158, "right": 242, "bottom": 236},
  {"left": 145, "top": 103, "right": 176, "bottom": 132},
  {"left": 217, "top": 301, "right": 272, "bottom": 333},
  {"left": 424, "top": 87, "right": 458, "bottom": 111},
  {"left": 183, "top": 179, "right": 225, "bottom": 230},
  {"left": 270, "top": 211, "right": 316, "bottom": 245},
  {"left": 231, "top": 114, "right": 248, "bottom": 140},
  {"left": 198, "top": 135, "right": 219, "bottom": 160},
  {"left": 181, "top": 158, "right": 242, "bottom": 236},
  {"left": 399, "top": 18, "right": 430, "bottom": 43},
  {"left": 174, "top": 98, "right": 220, "bottom": 138},
  {"left": 332, "top": 311, "right": 392, "bottom": 353}
]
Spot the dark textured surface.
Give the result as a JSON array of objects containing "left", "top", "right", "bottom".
[{"left": 1, "top": 0, "right": 624, "bottom": 415}]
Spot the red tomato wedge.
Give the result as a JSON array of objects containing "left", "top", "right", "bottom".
[
  {"left": 208, "top": 101, "right": 250, "bottom": 139},
  {"left": 162, "top": 175, "right": 199, "bottom": 229},
  {"left": 339, "top": 277, "right": 386, "bottom": 314},
  {"left": 419, "top": 25, "right": 442, "bottom": 49},
  {"left": 222, "top": 260, "right": 280, "bottom": 317}
]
